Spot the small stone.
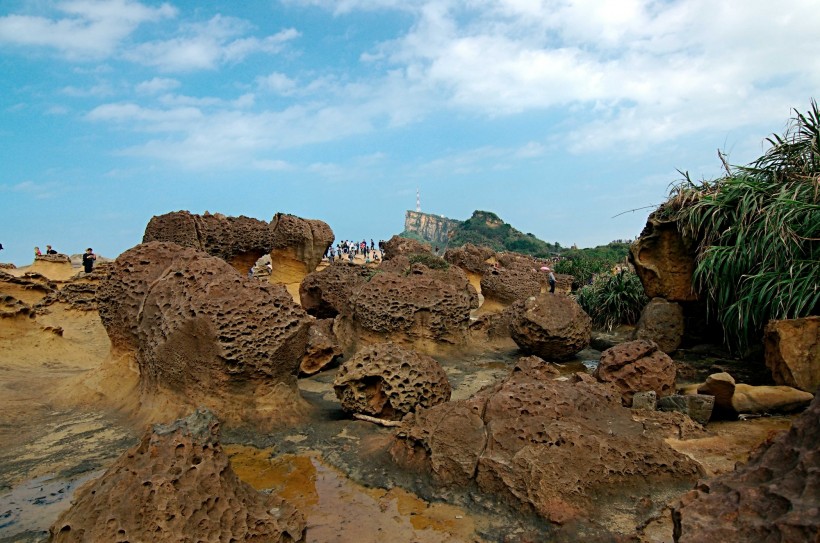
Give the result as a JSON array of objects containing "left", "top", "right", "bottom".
[{"left": 632, "top": 391, "right": 658, "bottom": 411}]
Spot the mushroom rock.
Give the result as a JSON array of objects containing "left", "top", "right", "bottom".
[
  {"left": 764, "top": 316, "right": 820, "bottom": 393},
  {"left": 97, "top": 241, "right": 312, "bottom": 427},
  {"left": 629, "top": 215, "right": 698, "bottom": 302},
  {"left": 143, "top": 210, "right": 275, "bottom": 275},
  {"left": 381, "top": 235, "right": 432, "bottom": 261},
  {"left": 334, "top": 343, "right": 451, "bottom": 420},
  {"left": 444, "top": 243, "right": 495, "bottom": 293},
  {"left": 672, "top": 392, "right": 820, "bottom": 543},
  {"left": 269, "top": 212, "right": 334, "bottom": 301},
  {"left": 594, "top": 339, "right": 677, "bottom": 406},
  {"left": 509, "top": 293, "right": 592, "bottom": 360},
  {"left": 391, "top": 356, "right": 703, "bottom": 529},
  {"left": 49, "top": 408, "right": 306, "bottom": 543}
]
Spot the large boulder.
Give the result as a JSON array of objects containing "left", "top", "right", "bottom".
[
  {"left": 298, "top": 263, "right": 374, "bottom": 319},
  {"left": 629, "top": 215, "right": 698, "bottom": 302},
  {"left": 334, "top": 343, "right": 451, "bottom": 420},
  {"left": 443, "top": 243, "right": 495, "bottom": 275},
  {"left": 300, "top": 318, "right": 341, "bottom": 375},
  {"left": 480, "top": 265, "right": 542, "bottom": 306},
  {"left": 391, "top": 357, "right": 703, "bottom": 529},
  {"left": 143, "top": 210, "right": 274, "bottom": 274},
  {"left": 635, "top": 297, "right": 685, "bottom": 353},
  {"left": 594, "top": 339, "right": 677, "bottom": 406},
  {"left": 269, "top": 212, "right": 335, "bottom": 295},
  {"left": 97, "top": 242, "right": 312, "bottom": 427},
  {"left": 509, "top": 293, "right": 591, "bottom": 360},
  {"left": 672, "top": 392, "right": 820, "bottom": 542},
  {"left": 49, "top": 409, "right": 306, "bottom": 543},
  {"left": 697, "top": 372, "right": 814, "bottom": 418},
  {"left": 381, "top": 235, "right": 432, "bottom": 261},
  {"left": 764, "top": 316, "right": 820, "bottom": 393}
]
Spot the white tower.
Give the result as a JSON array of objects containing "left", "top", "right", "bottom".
[{"left": 416, "top": 188, "right": 421, "bottom": 212}]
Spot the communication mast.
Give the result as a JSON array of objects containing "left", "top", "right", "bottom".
[{"left": 416, "top": 188, "right": 421, "bottom": 212}]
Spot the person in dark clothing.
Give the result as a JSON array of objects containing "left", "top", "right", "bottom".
[
  {"left": 82, "top": 248, "right": 96, "bottom": 273},
  {"left": 545, "top": 267, "right": 556, "bottom": 293},
  {"left": 46, "top": 245, "right": 57, "bottom": 255}
]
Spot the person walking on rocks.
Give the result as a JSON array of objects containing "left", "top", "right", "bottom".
[
  {"left": 543, "top": 266, "right": 556, "bottom": 293},
  {"left": 82, "top": 248, "right": 96, "bottom": 273}
]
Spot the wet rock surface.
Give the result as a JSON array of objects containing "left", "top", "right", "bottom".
[
  {"left": 509, "top": 293, "right": 592, "bottom": 360},
  {"left": 594, "top": 339, "right": 677, "bottom": 406},
  {"left": 672, "top": 392, "right": 820, "bottom": 543},
  {"left": 334, "top": 343, "right": 452, "bottom": 420},
  {"left": 49, "top": 408, "right": 306, "bottom": 543}
]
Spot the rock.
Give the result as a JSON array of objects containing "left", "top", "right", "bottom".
[
  {"left": 480, "top": 265, "right": 542, "bottom": 306},
  {"left": 300, "top": 318, "right": 341, "bottom": 375},
  {"left": 34, "top": 253, "right": 71, "bottom": 263},
  {"left": 629, "top": 215, "right": 698, "bottom": 302},
  {"left": 697, "top": 372, "right": 814, "bottom": 417},
  {"left": 334, "top": 343, "right": 451, "bottom": 420},
  {"left": 632, "top": 390, "right": 658, "bottom": 411},
  {"left": 298, "top": 263, "right": 374, "bottom": 319},
  {"left": 672, "top": 391, "right": 820, "bottom": 542},
  {"left": 764, "top": 316, "right": 820, "bottom": 393},
  {"left": 381, "top": 235, "right": 432, "bottom": 260},
  {"left": 97, "top": 242, "right": 312, "bottom": 427},
  {"left": 49, "top": 408, "right": 306, "bottom": 543},
  {"left": 635, "top": 297, "right": 685, "bottom": 353},
  {"left": 509, "top": 293, "right": 591, "bottom": 360},
  {"left": 391, "top": 356, "right": 703, "bottom": 529},
  {"left": 403, "top": 211, "right": 460, "bottom": 248},
  {"left": 443, "top": 243, "right": 495, "bottom": 275},
  {"left": 269, "top": 212, "right": 335, "bottom": 288},
  {"left": 594, "top": 340, "right": 677, "bottom": 406},
  {"left": 657, "top": 394, "right": 715, "bottom": 425},
  {"left": 143, "top": 210, "right": 275, "bottom": 274}
]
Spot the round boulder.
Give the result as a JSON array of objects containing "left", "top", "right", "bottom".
[
  {"left": 594, "top": 339, "right": 676, "bottom": 406},
  {"left": 509, "top": 293, "right": 591, "bottom": 360},
  {"left": 333, "top": 343, "right": 451, "bottom": 420},
  {"left": 635, "top": 297, "right": 685, "bottom": 353}
]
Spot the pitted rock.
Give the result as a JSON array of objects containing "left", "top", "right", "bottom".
[
  {"left": 299, "top": 263, "right": 374, "bottom": 319},
  {"left": 764, "top": 315, "right": 820, "bottom": 393},
  {"left": 594, "top": 339, "right": 677, "bottom": 406},
  {"left": 635, "top": 297, "right": 685, "bottom": 353},
  {"left": 382, "top": 235, "right": 432, "bottom": 261},
  {"left": 629, "top": 215, "right": 698, "bottom": 302},
  {"left": 509, "top": 293, "right": 591, "bottom": 360},
  {"left": 334, "top": 343, "right": 451, "bottom": 420},
  {"left": 301, "top": 318, "right": 341, "bottom": 375},
  {"left": 444, "top": 243, "right": 495, "bottom": 275}
]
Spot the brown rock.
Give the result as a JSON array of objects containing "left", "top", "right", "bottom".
[
  {"left": 635, "top": 297, "right": 685, "bottom": 353},
  {"left": 594, "top": 339, "right": 677, "bottom": 406},
  {"left": 392, "top": 356, "right": 702, "bottom": 528},
  {"left": 509, "top": 293, "right": 591, "bottom": 360},
  {"left": 334, "top": 343, "right": 451, "bottom": 420},
  {"left": 97, "top": 242, "right": 312, "bottom": 427},
  {"left": 764, "top": 316, "right": 820, "bottom": 393},
  {"left": 381, "top": 235, "right": 432, "bottom": 261},
  {"left": 49, "top": 408, "right": 306, "bottom": 543},
  {"left": 443, "top": 243, "right": 495, "bottom": 275},
  {"left": 300, "top": 318, "right": 341, "bottom": 375},
  {"left": 298, "top": 263, "right": 374, "bottom": 319},
  {"left": 697, "top": 372, "right": 814, "bottom": 417},
  {"left": 672, "top": 391, "right": 820, "bottom": 542},
  {"left": 480, "top": 265, "right": 542, "bottom": 305},
  {"left": 629, "top": 215, "right": 698, "bottom": 302},
  {"left": 269, "top": 212, "right": 335, "bottom": 286}
]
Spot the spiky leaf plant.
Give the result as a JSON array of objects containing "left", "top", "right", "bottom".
[
  {"left": 663, "top": 100, "right": 819, "bottom": 352},
  {"left": 576, "top": 270, "right": 649, "bottom": 332}
]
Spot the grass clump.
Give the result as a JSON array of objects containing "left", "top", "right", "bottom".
[
  {"left": 576, "top": 270, "right": 649, "bottom": 331},
  {"left": 408, "top": 253, "right": 450, "bottom": 271},
  {"left": 659, "top": 100, "right": 819, "bottom": 352}
]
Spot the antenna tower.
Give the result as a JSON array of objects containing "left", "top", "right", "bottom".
[{"left": 416, "top": 188, "right": 421, "bottom": 212}]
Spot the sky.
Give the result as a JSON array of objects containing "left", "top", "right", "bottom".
[{"left": 1, "top": 0, "right": 818, "bottom": 266}]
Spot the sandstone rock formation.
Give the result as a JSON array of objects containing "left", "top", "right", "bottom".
[
  {"left": 594, "top": 339, "right": 677, "bottom": 406},
  {"left": 509, "top": 294, "right": 591, "bottom": 360},
  {"left": 49, "top": 408, "right": 306, "bottom": 543},
  {"left": 635, "top": 297, "right": 685, "bottom": 353},
  {"left": 334, "top": 343, "right": 451, "bottom": 420},
  {"left": 480, "top": 264, "right": 542, "bottom": 306},
  {"left": 334, "top": 262, "right": 476, "bottom": 355},
  {"left": 391, "top": 356, "right": 703, "bottom": 528},
  {"left": 672, "top": 392, "right": 820, "bottom": 542},
  {"left": 97, "top": 242, "right": 312, "bottom": 426},
  {"left": 381, "top": 235, "right": 432, "bottom": 261},
  {"left": 696, "top": 372, "right": 814, "bottom": 418},
  {"left": 300, "top": 318, "right": 341, "bottom": 375},
  {"left": 299, "top": 263, "right": 374, "bottom": 319},
  {"left": 443, "top": 243, "right": 495, "bottom": 275},
  {"left": 143, "top": 210, "right": 275, "bottom": 274},
  {"left": 269, "top": 212, "right": 335, "bottom": 296},
  {"left": 764, "top": 316, "right": 819, "bottom": 393},
  {"left": 629, "top": 215, "right": 698, "bottom": 302}
]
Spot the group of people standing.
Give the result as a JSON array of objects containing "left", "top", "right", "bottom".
[
  {"left": 31, "top": 245, "right": 97, "bottom": 273},
  {"left": 326, "top": 239, "right": 386, "bottom": 264}
]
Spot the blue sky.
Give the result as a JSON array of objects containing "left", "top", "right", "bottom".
[{"left": 1, "top": 0, "right": 818, "bottom": 266}]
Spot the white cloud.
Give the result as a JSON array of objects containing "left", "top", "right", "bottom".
[
  {"left": 61, "top": 82, "right": 115, "bottom": 97},
  {"left": 135, "top": 77, "right": 180, "bottom": 94},
  {"left": 0, "top": 0, "right": 176, "bottom": 59},
  {"left": 122, "top": 16, "right": 299, "bottom": 71}
]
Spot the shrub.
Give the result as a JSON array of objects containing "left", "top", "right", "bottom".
[
  {"left": 576, "top": 270, "right": 649, "bottom": 331},
  {"left": 407, "top": 253, "right": 450, "bottom": 271}
]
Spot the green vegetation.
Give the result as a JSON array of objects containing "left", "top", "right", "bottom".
[
  {"left": 555, "top": 242, "right": 631, "bottom": 287},
  {"left": 408, "top": 253, "right": 450, "bottom": 271},
  {"left": 576, "top": 270, "right": 649, "bottom": 331},
  {"left": 659, "top": 100, "right": 819, "bottom": 352},
  {"left": 447, "top": 211, "right": 560, "bottom": 258}
]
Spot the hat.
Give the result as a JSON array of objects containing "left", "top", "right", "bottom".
[{"left": 540, "top": 266, "right": 550, "bottom": 271}]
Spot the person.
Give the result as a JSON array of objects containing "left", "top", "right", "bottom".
[
  {"left": 545, "top": 267, "right": 556, "bottom": 293},
  {"left": 34, "top": 246, "right": 42, "bottom": 256},
  {"left": 0, "top": 243, "right": 3, "bottom": 251},
  {"left": 82, "top": 248, "right": 96, "bottom": 273},
  {"left": 46, "top": 245, "right": 57, "bottom": 255}
]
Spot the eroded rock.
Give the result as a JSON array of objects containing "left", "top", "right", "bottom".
[
  {"left": 49, "top": 408, "right": 306, "bottom": 543},
  {"left": 381, "top": 235, "right": 432, "bottom": 261},
  {"left": 635, "top": 297, "right": 685, "bottom": 353},
  {"left": 629, "top": 216, "right": 698, "bottom": 302},
  {"left": 301, "top": 318, "right": 341, "bottom": 375},
  {"left": 594, "top": 339, "right": 677, "bottom": 406},
  {"left": 334, "top": 343, "right": 451, "bottom": 420},
  {"left": 299, "top": 263, "right": 374, "bottom": 319},
  {"left": 509, "top": 293, "right": 591, "bottom": 360},
  {"left": 764, "top": 316, "right": 820, "bottom": 393},
  {"left": 697, "top": 372, "right": 814, "bottom": 417},
  {"left": 269, "top": 212, "right": 334, "bottom": 290}
]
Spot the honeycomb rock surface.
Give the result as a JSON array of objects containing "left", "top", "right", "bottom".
[
  {"left": 509, "top": 293, "right": 591, "bottom": 360},
  {"left": 97, "top": 242, "right": 312, "bottom": 426},
  {"left": 269, "top": 212, "right": 335, "bottom": 281},
  {"left": 334, "top": 343, "right": 451, "bottom": 420},
  {"left": 629, "top": 216, "right": 698, "bottom": 302},
  {"left": 672, "top": 391, "right": 820, "bottom": 543},
  {"left": 594, "top": 339, "right": 677, "bottom": 406},
  {"left": 298, "top": 263, "right": 374, "bottom": 319},
  {"left": 49, "top": 408, "right": 306, "bottom": 543},
  {"left": 443, "top": 243, "right": 495, "bottom": 275},
  {"left": 300, "top": 318, "right": 341, "bottom": 375},
  {"left": 381, "top": 235, "right": 432, "bottom": 261},
  {"left": 391, "top": 357, "right": 702, "bottom": 528}
]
